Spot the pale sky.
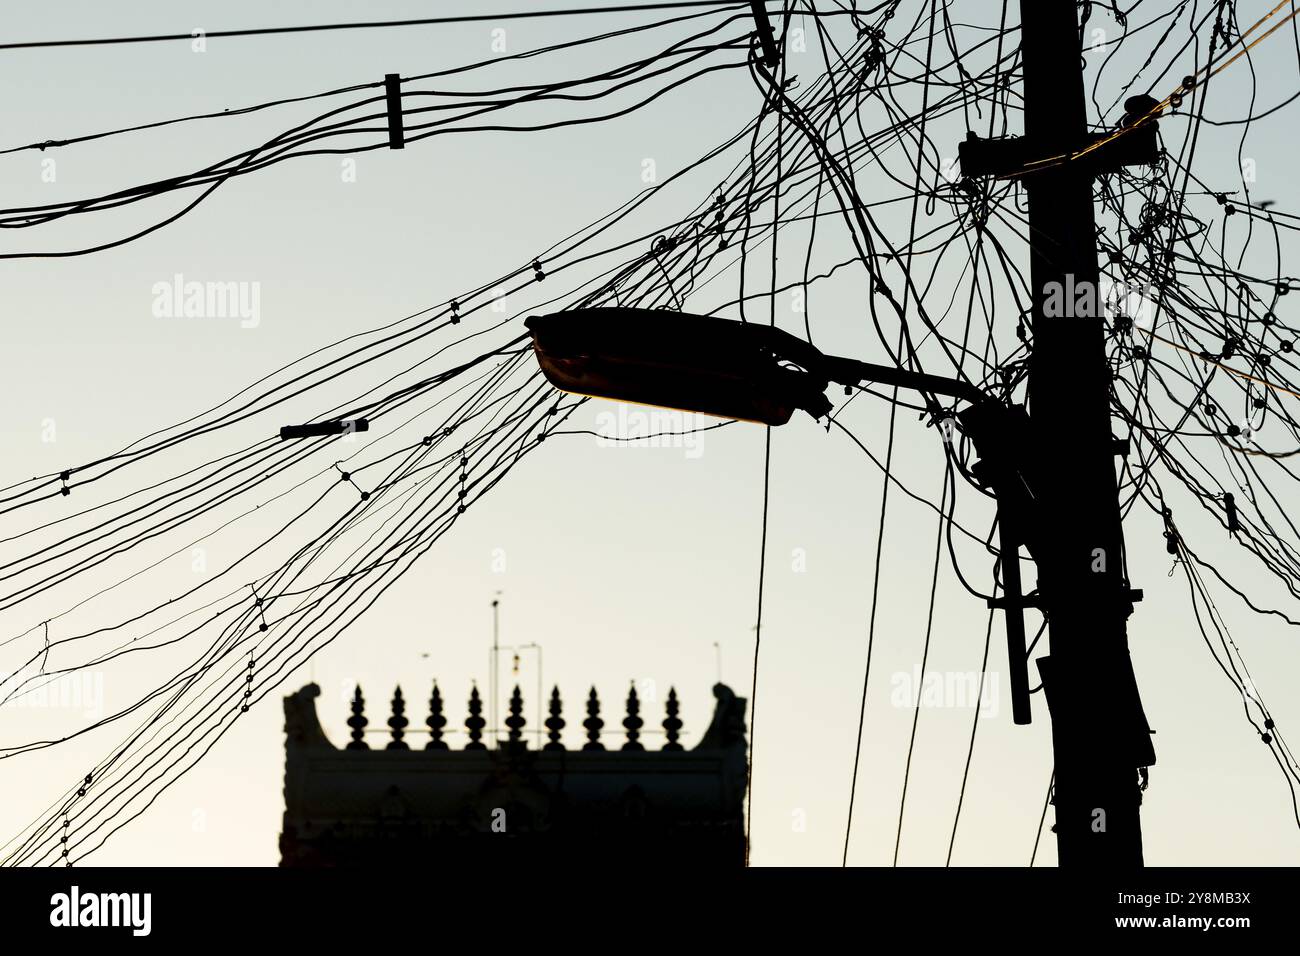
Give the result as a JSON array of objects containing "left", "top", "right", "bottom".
[{"left": 0, "top": 1, "right": 1298, "bottom": 867}]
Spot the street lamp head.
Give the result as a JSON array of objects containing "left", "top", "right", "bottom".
[{"left": 524, "top": 307, "right": 833, "bottom": 426}]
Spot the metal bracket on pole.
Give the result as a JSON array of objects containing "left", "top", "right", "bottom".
[
  {"left": 997, "top": 519, "right": 1034, "bottom": 726},
  {"left": 987, "top": 594, "right": 1043, "bottom": 610},
  {"left": 991, "top": 589, "right": 1143, "bottom": 611}
]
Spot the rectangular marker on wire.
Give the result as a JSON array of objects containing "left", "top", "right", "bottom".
[
  {"left": 279, "top": 418, "right": 370, "bottom": 440},
  {"left": 385, "top": 73, "right": 405, "bottom": 149}
]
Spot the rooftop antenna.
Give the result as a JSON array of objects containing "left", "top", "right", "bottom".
[{"left": 490, "top": 592, "right": 502, "bottom": 745}]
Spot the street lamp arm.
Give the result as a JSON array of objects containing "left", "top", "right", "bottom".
[
  {"left": 819, "top": 354, "right": 989, "bottom": 407},
  {"left": 729, "top": 320, "right": 987, "bottom": 406}
]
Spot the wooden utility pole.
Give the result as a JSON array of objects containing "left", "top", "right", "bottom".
[
  {"left": 960, "top": 0, "right": 1160, "bottom": 866},
  {"left": 1019, "top": 0, "right": 1157, "bottom": 867}
]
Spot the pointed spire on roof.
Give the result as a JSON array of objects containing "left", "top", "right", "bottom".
[
  {"left": 346, "top": 685, "right": 369, "bottom": 750},
  {"left": 544, "top": 686, "right": 566, "bottom": 751},
  {"left": 425, "top": 681, "right": 449, "bottom": 751},
  {"left": 582, "top": 686, "right": 605, "bottom": 751}
]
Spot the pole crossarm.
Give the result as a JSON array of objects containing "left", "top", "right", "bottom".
[{"left": 959, "top": 123, "right": 1161, "bottom": 181}]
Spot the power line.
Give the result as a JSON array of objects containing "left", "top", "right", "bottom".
[
  {"left": 1029, "top": 772, "right": 1054, "bottom": 866},
  {"left": 0, "top": 2, "right": 755, "bottom": 52},
  {"left": 892, "top": 463, "right": 950, "bottom": 865},
  {"left": 945, "top": 604, "right": 996, "bottom": 866}
]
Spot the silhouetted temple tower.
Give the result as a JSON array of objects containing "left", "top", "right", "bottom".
[{"left": 279, "top": 681, "right": 748, "bottom": 867}]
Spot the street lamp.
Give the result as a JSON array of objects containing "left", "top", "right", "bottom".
[
  {"left": 524, "top": 307, "right": 987, "bottom": 426},
  {"left": 524, "top": 307, "right": 1040, "bottom": 726}
]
